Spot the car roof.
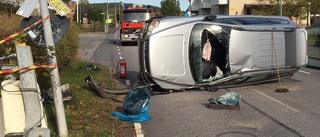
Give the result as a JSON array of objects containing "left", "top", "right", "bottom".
[{"left": 156, "top": 15, "right": 296, "bottom": 26}]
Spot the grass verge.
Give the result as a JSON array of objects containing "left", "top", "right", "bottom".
[{"left": 43, "top": 61, "right": 135, "bottom": 137}]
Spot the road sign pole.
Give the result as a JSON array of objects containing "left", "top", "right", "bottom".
[{"left": 38, "top": 0, "right": 68, "bottom": 136}]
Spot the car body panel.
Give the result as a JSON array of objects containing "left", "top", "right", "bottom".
[
  {"left": 150, "top": 35, "right": 186, "bottom": 78},
  {"left": 229, "top": 30, "right": 286, "bottom": 73},
  {"left": 285, "top": 29, "right": 308, "bottom": 67},
  {"left": 149, "top": 21, "right": 195, "bottom": 87}
]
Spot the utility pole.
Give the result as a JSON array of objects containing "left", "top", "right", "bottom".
[
  {"left": 119, "top": 0, "right": 121, "bottom": 23},
  {"left": 114, "top": 0, "right": 116, "bottom": 28},
  {"left": 307, "top": 2, "right": 311, "bottom": 27},
  {"left": 280, "top": 0, "right": 282, "bottom": 16},
  {"left": 77, "top": 0, "right": 79, "bottom": 22},
  {"left": 38, "top": 0, "right": 68, "bottom": 136},
  {"left": 79, "top": 2, "right": 82, "bottom": 23},
  {"left": 106, "top": 0, "right": 109, "bottom": 32}
]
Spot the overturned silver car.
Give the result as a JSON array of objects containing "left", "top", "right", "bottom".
[{"left": 138, "top": 15, "right": 308, "bottom": 90}]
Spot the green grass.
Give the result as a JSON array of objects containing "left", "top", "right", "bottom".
[{"left": 43, "top": 61, "right": 134, "bottom": 137}]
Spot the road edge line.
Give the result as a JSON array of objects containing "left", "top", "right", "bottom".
[{"left": 134, "top": 123, "right": 144, "bottom": 137}]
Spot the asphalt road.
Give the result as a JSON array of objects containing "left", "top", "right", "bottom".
[{"left": 80, "top": 32, "right": 320, "bottom": 137}]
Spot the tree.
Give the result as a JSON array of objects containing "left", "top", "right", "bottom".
[
  {"left": 253, "top": 0, "right": 302, "bottom": 17},
  {"left": 305, "top": 0, "right": 320, "bottom": 24},
  {"left": 87, "top": 6, "right": 103, "bottom": 31},
  {"left": 160, "top": 0, "right": 181, "bottom": 16},
  {"left": 80, "top": 0, "right": 90, "bottom": 4},
  {"left": 254, "top": 0, "right": 320, "bottom": 25}
]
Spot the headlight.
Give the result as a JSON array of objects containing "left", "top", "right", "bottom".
[
  {"left": 124, "top": 34, "right": 129, "bottom": 38},
  {"left": 147, "top": 19, "right": 159, "bottom": 36}
]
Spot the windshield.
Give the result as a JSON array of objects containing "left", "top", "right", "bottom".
[
  {"left": 123, "top": 10, "right": 152, "bottom": 22},
  {"left": 189, "top": 23, "right": 230, "bottom": 82}
]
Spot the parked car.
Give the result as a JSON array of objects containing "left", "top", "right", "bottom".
[{"left": 138, "top": 15, "right": 308, "bottom": 90}]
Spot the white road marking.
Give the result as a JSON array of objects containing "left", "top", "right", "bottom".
[
  {"left": 134, "top": 123, "right": 144, "bottom": 137},
  {"left": 253, "top": 89, "right": 299, "bottom": 112},
  {"left": 118, "top": 45, "right": 143, "bottom": 137},
  {"left": 298, "top": 70, "right": 311, "bottom": 74},
  {"left": 117, "top": 46, "right": 122, "bottom": 60},
  {"left": 126, "top": 80, "right": 130, "bottom": 86}
]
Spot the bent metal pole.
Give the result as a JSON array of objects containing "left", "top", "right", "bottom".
[{"left": 38, "top": 0, "right": 68, "bottom": 136}]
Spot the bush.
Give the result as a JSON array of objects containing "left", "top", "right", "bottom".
[
  {"left": 0, "top": 13, "right": 81, "bottom": 87},
  {"left": 315, "top": 33, "right": 320, "bottom": 47},
  {"left": 0, "top": 13, "right": 81, "bottom": 67},
  {"left": 55, "top": 21, "right": 81, "bottom": 68},
  {"left": 0, "top": 13, "right": 24, "bottom": 56}
]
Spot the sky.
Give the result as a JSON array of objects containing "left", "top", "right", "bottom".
[{"left": 89, "top": 0, "right": 190, "bottom": 11}]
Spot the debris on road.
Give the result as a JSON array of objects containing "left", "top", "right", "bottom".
[
  {"left": 79, "top": 64, "right": 101, "bottom": 71},
  {"left": 110, "top": 86, "right": 152, "bottom": 122},
  {"left": 85, "top": 74, "right": 132, "bottom": 98},
  {"left": 42, "top": 84, "right": 73, "bottom": 102},
  {"left": 208, "top": 92, "right": 241, "bottom": 110}
]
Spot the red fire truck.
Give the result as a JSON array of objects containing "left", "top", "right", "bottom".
[{"left": 120, "top": 4, "right": 154, "bottom": 45}]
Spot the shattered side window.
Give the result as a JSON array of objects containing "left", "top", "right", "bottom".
[{"left": 189, "top": 23, "right": 230, "bottom": 83}]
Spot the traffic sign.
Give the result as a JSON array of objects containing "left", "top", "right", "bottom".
[
  {"left": 48, "top": 0, "right": 71, "bottom": 16},
  {"left": 20, "top": 15, "right": 70, "bottom": 47},
  {"left": 16, "top": 0, "right": 71, "bottom": 17}
]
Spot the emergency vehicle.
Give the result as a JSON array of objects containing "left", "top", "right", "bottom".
[{"left": 120, "top": 4, "right": 154, "bottom": 45}]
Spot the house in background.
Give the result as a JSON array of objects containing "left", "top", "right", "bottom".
[
  {"left": 186, "top": 0, "right": 320, "bottom": 69},
  {"left": 187, "top": 0, "right": 319, "bottom": 27},
  {"left": 188, "top": 0, "right": 258, "bottom": 16}
]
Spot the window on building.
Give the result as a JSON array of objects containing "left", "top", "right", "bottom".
[{"left": 219, "top": 6, "right": 227, "bottom": 15}]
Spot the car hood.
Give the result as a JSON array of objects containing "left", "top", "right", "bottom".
[
  {"left": 148, "top": 30, "right": 195, "bottom": 86},
  {"left": 149, "top": 34, "right": 186, "bottom": 79}
]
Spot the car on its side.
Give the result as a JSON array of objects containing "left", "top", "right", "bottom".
[{"left": 138, "top": 15, "right": 308, "bottom": 91}]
